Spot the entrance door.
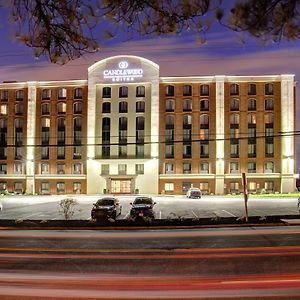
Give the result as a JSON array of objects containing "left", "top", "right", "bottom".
[{"left": 111, "top": 179, "right": 131, "bottom": 194}]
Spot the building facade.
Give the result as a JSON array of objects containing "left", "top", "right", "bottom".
[{"left": 0, "top": 55, "right": 297, "bottom": 195}]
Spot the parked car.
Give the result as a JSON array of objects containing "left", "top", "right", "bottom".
[
  {"left": 186, "top": 188, "right": 202, "bottom": 199},
  {"left": 130, "top": 196, "right": 156, "bottom": 220},
  {"left": 91, "top": 197, "right": 122, "bottom": 221}
]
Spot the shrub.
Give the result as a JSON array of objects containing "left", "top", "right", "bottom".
[{"left": 59, "top": 198, "right": 78, "bottom": 220}]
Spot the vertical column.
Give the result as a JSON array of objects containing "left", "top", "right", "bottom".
[
  {"left": 26, "top": 82, "right": 37, "bottom": 194},
  {"left": 280, "top": 74, "right": 295, "bottom": 193},
  {"left": 215, "top": 76, "right": 225, "bottom": 195}
]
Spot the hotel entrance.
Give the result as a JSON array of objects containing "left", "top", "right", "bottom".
[{"left": 111, "top": 179, "right": 131, "bottom": 194}]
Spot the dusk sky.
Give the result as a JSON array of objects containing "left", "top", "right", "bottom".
[{"left": 0, "top": 5, "right": 299, "bottom": 173}]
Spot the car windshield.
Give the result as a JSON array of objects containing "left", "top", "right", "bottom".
[
  {"left": 96, "top": 199, "right": 115, "bottom": 206},
  {"left": 134, "top": 197, "right": 153, "bottom": 205}
]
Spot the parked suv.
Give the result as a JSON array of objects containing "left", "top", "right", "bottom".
[
  {"left": 129, "top": 196, "right": 156, "bottom": 220},
  {"left": 186, "top": 188, "right": 202, "bottom": 199},
  {"left": 91, "top": 197, "right": 122, "bottom": 221}
]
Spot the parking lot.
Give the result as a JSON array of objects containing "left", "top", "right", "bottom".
[{"left": 0, "top": 194, "right": 299, "bottom": 221}]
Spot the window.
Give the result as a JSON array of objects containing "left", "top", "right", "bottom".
[
  {"left": 57, "top": 146, "right": 65, "bottom": 159},
  {"left": 118, "top": 164, "right": 127, "bottom": 175},
  {"left": 200, "top": 143, "right": 209, "bottom": 158},
  {"left": 0, "top": 90, "right": 8, "bottom": 101},
  {"left": 57, "top": 164, "right": 65, "bottom": 174},
  {"left": 165, "top": 144, "right": 174, "bottom": 158},
  {"left": 265, "top": 98, "right": 274, "bottom": 110},
  {"left": 119, "top": 101, "right": 128, "bottom": 113},
  {"left": 14, "top": 163, "right": 22, "bottom": 174},
  {"left": 58, "top": 88, "right": 67, "bottom": 99},
  {"left": 165, "top": 163, "right": 174, "bottom": 174},
  {"left": 265, "top": 143, "right": 274, "bottom": 156},
  {"left": 101, "top": 164, "right": 109, "bottom": 175},
  {"left": 248, "top": 98, "right": 256, "bottom": 111},
  {"left": 265, "top": 113, "right": 274, "bottom": 124},
  {"left": 41, "top": 103, "right": 50, "bottom": 115},
  {"left": 74, "top": 88, "right": 83, "bottom": 99},
  {"left": 265, "top": 161, "right": 274, "bottom": 173},
  {"left": 248, "top": 182, "right": 257, "bottom": 192},
  {"left": 165, "top": 115, "right": 174, "bottom": 127},
  {"left": 248, "top": 83, "right": 256, "bottom": 95},
  {"left": 102, "top": 102, "right": 111, "bottom": 113},
  {"left": 182, "top": 182, "right": 192, "bottom": 192},
  {"left": 73, "top": 146, "right": 82, "bottom": 159},
  {"left": 57, "top": 102, "right": 67, "bottom": 114},
  {"left": 247, "top": 113, "right": 256, "bottom": 124},
  {"left": 41, "top": 146, "right": 49, "bottom": 159},
  {"left": 135, "top": 164, "right": 144, "bottom": 174},
  {"left": 200, "top": 84, "right": 209, "bottom": 96},
  {"left": 230, "top": 162, "right": 239, "bottom": 174},
  {"left": 41, "top": 182, "right": 49, "bottom": 194},
  {"left": 200, "top": 182, "right": 209, "bottom": 194},
  {"left": 200, "top": 99, "right": 209, "bottom": 111},
  {"left": 74, "top": 117, "right": 82, "bottom": 128},
  {"left": 41, "top": 163, "right": 49, "bottom": 174},
  {"left": 248, "top": 162, "right": 256, "bottom": 173},
  {"left": 73, "top": 102, "right": 83, "bottom": 114},
  {"left": 42, "top": 89, "right": 51, "bottom": 100},
  {"left": 165, "top": 99, "right": 174, "bottom": 112},
  {"left": 119, "top": 86, "right": 128, "bottom": 98},
  {"left": 0, "top": 182, "right": 7, "bottom": 192},
  {"left": 248, "top": 144, "right": 256, "bottom": 157},
  {"left": 200, "top": 114, "right": 209, "bottom": 127},
  {"left": 14, "top": 182, "right": 23, "bottom": 194},
  {"left": 183, "top": 85, "right": 192, "bottom": 96},
  {"left": 183, "top": 114, "right": 192, "bottom": 127},
  {"left": 164, "top": 183, "right": 174, "bottom": 192},
  {"left": 183, "top": 163, "right": 192, "bottom": 174},
  {"left": 265, "top": 181, "right": 274, "bottom": 192},
  {"left": 165, "top": 129, "right": 174, "bottom": 142},
  {"left": 103, "top": 87, "right": 111, "bottom": 98},
  {"left": 265, "top": 127, "right": 274, "bottom": 137},
  {"left": 57, "top": 117, "right": 65, "bottom": 129},
  {"left": 136, "top": 145, "right": 144, "bottom": 157},
  {"left": 230, "top": 84, "right": 239, "bottom": 95},
  {"left": 230, "top": 182, "right": 239, "bottom": 193},
  {"left": 230, "top": 113, "right": 239, "bottom": 125},
  {"left": 230, "top": 143, "right": 239, "bottom": 158},
  {"left": 0, "top": 163, "right": 7, "bottom": 174},
  {"left": 183, "top": 99, "right": 192, "bottom": 111},
  {"left": 200, "top": 129, "right": 209, "bottom": 140},
  {"left": 0, "top": 104, "right": 7, "bottom": 115},
  {"left": 230, "top": 99, "right": 239, "bottom": 111},
  {"left": 56, "top": 182, "right": 65, "bottom": 194},
  {"left": 73, "top": 163, "right": 81, "bottom": 174},
  {"left": 73, "top": 182, "right": 81, "bottom": 193},
  {"left": 119, "top": 145, "right": 127, "bottom": 157},
  {"left": 41, "top": 117, "right": 50, "bottom": 128},
  {"left": 265, "top": 83, "right": 274, "bottom": 95},
  {"left": 15, "top": 103, "right": 24, "bottom": 115},
  {"left": 136, "top": 101, "right": 145, "bottom": 112},
  {"left": 183, "top": 144, "right": 192, "bottom": 158},
  {"left": 248, "top": 127, "right": 256, "bottom": 138},
  {"left": 183, "top": 129, "right": 191, "bottom": 141},
  {"left": 136, "top": 86, "right": 145, "bottom": 97},
  {"left": 165, "top": 85, "right": 174, "bottom": 96},
  {"left": 200, "top": 162, "right": 209, "bottom": 174},
  {"left": 16, "top": 90, "right": 24, "bottom": 101}
]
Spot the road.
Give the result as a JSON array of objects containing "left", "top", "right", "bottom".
[
  {"left": 0, "top": 194, "right": 299, "bottom": 221},
  {"left": 0, "top": 226, "right": 299, "bottom": 299}
]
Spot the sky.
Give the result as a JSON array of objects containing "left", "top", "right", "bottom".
[{"left": 0, "top": 4, "right": 300, "bottom": 173}]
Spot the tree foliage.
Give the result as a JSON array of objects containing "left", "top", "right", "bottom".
[{"left": 3, "top": 0, "right": 300, "bottom": 64}]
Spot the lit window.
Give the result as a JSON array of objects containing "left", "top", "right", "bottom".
[
  {"left": 165, "top": 163, "right": 174, "bottom": 174},
  {"left": 165, "top": 183, "right": 174, "bottom": 192},
  {"left": 73, "top": 163, "right": 82, "bottom": 174},
  {"left": 41, "top": 117, "right": 50, "bottom": 127},
  {"left": 264, "top": 162, "right": 274, "bottom": 173},
  {"left": 265, "top": 181, "right": 274, "bottom": 192},
  {"left": 57, "top": 102, "right": 67, "bottom": 114},
  {"left": 200, "top": 162, "right": 209, "bottom": 174},
  {"left": 0, "top": 104, "right": 7, "bottom": 115},
  {"left": 230, "top": 182, "right": 239, "bottom": 193},
  {"left": 265, "top": 113, "right": 274, "bottom": 124},
  {"left": 230, "top": 162, "right": 239, "bottom": 174},
  {"left": 247, "top": 113, "right": 256, "bottom": 124},
  {"left": 73, "top": 182, "right": 81, "bottom": 193},
  {"left": 41, "top": 163, "right": 49, "bottom": 174},
  {"left": 57, "top": 88, "right": 67, "bottom": 99},
  {"left": 14, "top": 163, "right": 22, "bottom": 174},
  {"left": 57, "top": 164, "right": 65, "bottom": 174}
]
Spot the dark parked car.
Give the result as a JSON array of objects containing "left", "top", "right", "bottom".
[
  {"left": 130, "top": 196, "right": 156, "bottom": 220},
  {"left": 91, "top": 197, "right": 122, "bottom": 221}
]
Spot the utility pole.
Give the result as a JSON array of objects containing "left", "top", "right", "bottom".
[{"left": 242, "top": 172, "right": 248, "bottom": 222}]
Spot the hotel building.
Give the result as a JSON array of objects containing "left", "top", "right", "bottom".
[{"left": 0, "top": 55, "right": 297, "bottom": 195}]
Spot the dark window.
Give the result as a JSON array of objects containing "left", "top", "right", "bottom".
[
  {"left": 230, "top": 84, "right": 239, "bottom": 95},
  {"left": 119, "top": 101, "right": 128, "bottom": 113},
  {"left": 265, "top": 83, "right": 274, "bottom": 95},
  {"left": 74, "top": 88, "right": 83, "bottom": 99},
  {"left": 183, "top": 85, "right": 192, "bottom": 96},
  {"left": 103, "top": 87, "right": 111, "bottom": 98},
  {"left": 248, "top": 83, "right": 256, "bottom": 95},
  {"left": 102, "top": 102, "right": 111, "bottom": 113},
  {"left": 136, "top": 86, "right": 145, "bottom": 97},
  {"left": 136, "top": 101, "right": 145, "bottom": 112},
  {"left": 165, "top": 85, "right": 174, "bottom": 97},
  {"left": 119, "top": 86, "right": 128, "bottom": 98},
  {"left": 200, "top": 84, "right": 209, "bottom": 96}
]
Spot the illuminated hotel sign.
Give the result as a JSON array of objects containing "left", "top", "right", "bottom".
[{"left": 103, "top": 61, "right": 144, "bottom": 82}]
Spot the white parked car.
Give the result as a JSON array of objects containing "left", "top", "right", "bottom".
[{"left": 186, "top": 188, "right": 202, "bottom": 199}]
